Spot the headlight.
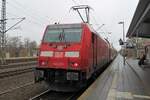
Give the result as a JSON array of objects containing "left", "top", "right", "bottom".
[
  {"left": 40, "top": 51, "right": 53, "bottom": 57},
  {"left": 65, "top": 51, "right": 79, "bottom": 57}
]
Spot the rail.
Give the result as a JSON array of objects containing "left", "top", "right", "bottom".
[
  {"left": 0, "top": 60, "right": 37, "bottom": 78},
  {"left": 0, "top": 57, "right": 37, "bottom": 65},
  {"left": 0, "top": 82, "right": 34, "bottom": 95},
  {"left": 29, "top": 89, "right": 77, "bottom": 100},
  {"left": 29, "top": 89, "right": 51, "bottom": 100},
  {"left": 0, "top": 66, "right": 35, "bottom": 78},
  {"left": 0, "top": 61, "right": 37, "bottom": 69}
]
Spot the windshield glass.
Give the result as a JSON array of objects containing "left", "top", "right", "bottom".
[{"left": 43, "top": 28, "right": 82, "bottom": 43}]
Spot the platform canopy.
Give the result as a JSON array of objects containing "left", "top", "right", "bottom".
[{"left": 127, "top": 0, "right": 150, "bottom": 38}]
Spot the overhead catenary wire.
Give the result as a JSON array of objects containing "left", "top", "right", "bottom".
[
  {"left": 77, "top": 0, "right": 109, "bottom": 33},
  {"left": 6, "top": 12, "right": 43, "bottom": 28},
  {"left": 71, "top": 0, "right": 79, "bottom": 5},
  {"left": 6, "top": 12, "right": 20, "bottom": 18},
  {"left": 1, "top": 0, "right": 46, "bottom": 41},
  {"left": 77, "top": 0, "right": 113, "bottom": 44},
  {"left": 6, "top": 12, "right": 43, "bottom": 29},
  {"left": 7, "top": 1, "right": 48, "bottom": 26},
  {"left": 8, "top": 0, "right": 49, "bottom": 21},
  {"left": 7, "top": 4, "right": 43, "bottom": 25},
  {"left": 90, "top": 11, "right": 111, "bottom": 37},
  {"left": 70, "top": 0, "right": 109, "bottom": 39}
]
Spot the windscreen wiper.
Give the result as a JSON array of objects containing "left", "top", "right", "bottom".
[
  {"left": 62, "top": 29, "right": 67, "bottom": 43},
  {"left": 59, "top": 33, "right": 63, "bottom": 42}
]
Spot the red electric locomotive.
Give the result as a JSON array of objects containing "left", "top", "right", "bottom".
[{"left": 35, "top": 23, "right": 114, "bottom": 85}]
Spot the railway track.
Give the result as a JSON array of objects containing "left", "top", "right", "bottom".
[
  {"left": 0, "top": 66, "right": 35, "bottom": 78},
  {"left": 0, "top": 57, "right": 37, "bottom": 78},
  {"left": 29, "top": 89, "right": 80, "bottom": 100},
  {"left": 0, "top": 62, "right": 37, "bottom": 78},
  {"left": 0, "top": 57, "right": 37, "bottom": 65},
  {"left": 0, "top": 82, "right": 34, "bottom": 95},
  {"left": 0, "top": 61, "right": 37, "bottom": 69}
]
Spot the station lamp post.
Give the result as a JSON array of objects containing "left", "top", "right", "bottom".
[{"left": 118, "top": 21, "right": 126, "bottom": 65}]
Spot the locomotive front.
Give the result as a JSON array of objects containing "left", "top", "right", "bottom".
[{"left": 36, "top": 23, "right": 85, "bottom": 83}]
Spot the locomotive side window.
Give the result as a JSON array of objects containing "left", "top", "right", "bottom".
[{"left": 43, "top": 28, "right": 82, "bottom": 43}]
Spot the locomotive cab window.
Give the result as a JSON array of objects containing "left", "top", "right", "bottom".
[{"left": 43, "top": 27, "right": 82, "bottom": 43}]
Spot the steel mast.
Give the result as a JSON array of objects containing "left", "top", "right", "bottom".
[{"left": 0, "top": 0, "right": 6, "bottom": 64}]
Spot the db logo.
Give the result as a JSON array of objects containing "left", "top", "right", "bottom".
[{"left": 57, "top": 46, "right": 63, "bottom": 50}]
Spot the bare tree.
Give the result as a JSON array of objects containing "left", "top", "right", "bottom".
[
  {"left": 7, "top": 36, "right": 22, "bottom": 57},
  {"left": 24, "top": 38, "right": 30, "bottom": 56},
  {"left": 5, "top": 36, "right": 38, "bottom": 57}
]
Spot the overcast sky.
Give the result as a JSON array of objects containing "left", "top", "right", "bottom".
[{"left": 5, "top": 0, "right": 139, "bottom": 50}]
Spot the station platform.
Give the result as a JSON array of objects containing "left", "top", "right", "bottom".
[{"left": 78, "top": 55, "right": 150, "bottom": 100}]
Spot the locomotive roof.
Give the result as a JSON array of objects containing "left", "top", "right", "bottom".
[
  {"left": 47, "top": 23, "right": 82, "bottom": 29},
  {"left": 46, "top": 23, "right": 109, "bottom": 45},
  {"left": 47, "top": 23, "right": 94, "bottom": 30},
  {"left": 47, "top": 23, "right": 95, "bottom": 31},
  {"left": 47, "top": 23, "right": 98, "bottom": 34},
  {"left": 47, "top": 23, "right": 101, "bottom": 35},
  {"left": 86, "top": 24, "right": 110, "bottom": 45}
]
